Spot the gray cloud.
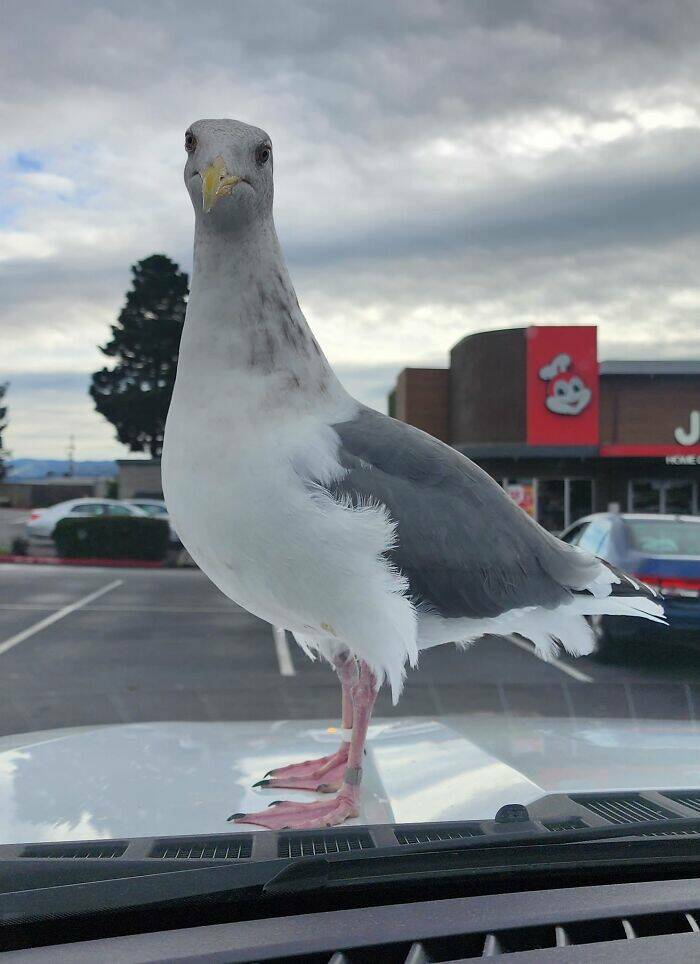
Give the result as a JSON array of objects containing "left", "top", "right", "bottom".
[{"left": 2, "top": 0, "right": 700, "bottom": 456}]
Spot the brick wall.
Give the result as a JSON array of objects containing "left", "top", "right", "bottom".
[
  {"left": 449, "top": 328, "right": 526, "bottom": 445},
  {"left": 394, "top": 368, "right": 450, "bottom": 441},
  {"left": 600, "top": 374, "right": 700, "bottom": 446}
]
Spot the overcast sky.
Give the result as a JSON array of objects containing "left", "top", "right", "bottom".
[{"left": 3, "top": 0, "right": 700, "bottom": 459}]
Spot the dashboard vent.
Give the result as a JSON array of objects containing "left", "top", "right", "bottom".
[
  {"left": 150, "top": 837, "right": 252, "bottom": 859},
  {"left": 264, "top": 910, "right": 700, "bottom": 961},
  {"left": 543, "top": 817, "right": 589, "bottom": 832},
  {"left": 570, "top": 792, "right": 678, "bottom": 825},
  {"left": 395, "top": 823, "right": 484, "bottom": 845},
  {"left": 21, "top": 842, "right": 128, "bottom": 859},
  {"left": 279, "top": 830, "right": 374, "bottom": 858},
  {"left": 662, "top": 790, "right": 700, "bottom": 814}
]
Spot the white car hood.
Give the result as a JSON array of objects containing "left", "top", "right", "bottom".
[{"left": 1, "top": 715, "right": 700, "bottom": 845}]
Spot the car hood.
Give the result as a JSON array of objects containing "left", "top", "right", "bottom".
[{"left": 2, "top": 715, "right": 700, "bottom": 845}]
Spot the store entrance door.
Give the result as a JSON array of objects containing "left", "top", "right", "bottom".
[{"left": 628, "top": 479, "right": 696, "bottom": 514}]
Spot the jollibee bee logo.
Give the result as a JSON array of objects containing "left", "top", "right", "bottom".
[{"left": 538, "top": 353, "right": 592, "bottom": 416}]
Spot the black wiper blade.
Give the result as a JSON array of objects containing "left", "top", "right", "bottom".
[
  {"left": 264, "top": 815, "right": 700, "bottom": 894},
  {"left": 0, "top": 858, "right": 288, "bottom": 928}
]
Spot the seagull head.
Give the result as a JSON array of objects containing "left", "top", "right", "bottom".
[{"left": 184, "top": 118, "right": 273, "bottom": 228}]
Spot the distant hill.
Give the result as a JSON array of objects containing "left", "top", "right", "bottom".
[{"left": 5, "top": 459, "right": 117, "bottom": 481}]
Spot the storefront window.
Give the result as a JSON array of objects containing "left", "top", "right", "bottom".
[
  {"left": 629, "top": 480, "right": 696, "bottom": 514},
  {"left": 568, "top": 479, "right": 594, "bottom": 526},
  {"left": 537, "top": 479, "right": 565, "bottom": 532},
  {"left": 630, "top": 480, "right": 662, "bottom": 513},
  {"left": 503, "top": 477, "right": 594, "bottom": 532},
  {"left": 665, "top": 481, "right": 695, "bottom": 515}
]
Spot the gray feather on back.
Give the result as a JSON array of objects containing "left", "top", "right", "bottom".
[{"left": 329, "top": 407, "right": 602, "bottom": 619}]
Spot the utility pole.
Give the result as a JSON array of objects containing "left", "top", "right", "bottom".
[{"left": 66, "top": 435, "right": 75, "bottom": 477}]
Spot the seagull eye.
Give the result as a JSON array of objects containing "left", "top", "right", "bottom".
[
  {"left": 256, "top": 143, "right": 271, "bottom": 166},
  {"left": 184, "top": 131, "right": 197, "bottom": 153}
]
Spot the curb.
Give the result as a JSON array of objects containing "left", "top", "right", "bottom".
[{"left": 0, "top": 555, "right": 165, "bottom": 569}]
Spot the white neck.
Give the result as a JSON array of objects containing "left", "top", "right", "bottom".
[{"left": 182, "top": 212, "right": 341, "bottom": 407}]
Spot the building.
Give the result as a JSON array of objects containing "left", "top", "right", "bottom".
[
  {"left": 116, "top": 459, "right": 163, "bottom": 499},
  {"left": 392, "top": 325, "right": 700, "bottom": 530},
  {"left": 0, "top": 477, "right": 110, "bottom": 509}
]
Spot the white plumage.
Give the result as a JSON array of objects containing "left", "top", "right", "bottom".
[{"left": 162, "top": 118, "right": 665, "bottom": 828}]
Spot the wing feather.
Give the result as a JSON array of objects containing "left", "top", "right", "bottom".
[{"left": 329, "top": 407, "right": 604, "bottom": 619}]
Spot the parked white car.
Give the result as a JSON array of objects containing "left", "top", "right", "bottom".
[
  {"left": 26, "top": 498, "right": 148, "bottom": 540},
  {"left": 123, "top": 498, "right": 180, "bottom": 544}
]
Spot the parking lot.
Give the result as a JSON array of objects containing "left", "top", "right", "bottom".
[{"left": 0, "top": 563, "right": 700, "bottom": 737}]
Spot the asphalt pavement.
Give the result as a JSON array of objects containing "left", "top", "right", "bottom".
[{"left": 0, "top": 564, "right": 699, "bottom": 738}]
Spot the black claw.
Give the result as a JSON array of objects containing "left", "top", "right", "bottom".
[
  {"left": 263, "top": 769, "right": 273, "bottom": 778},
  {"left": 227, "top": 812, "right": 245, "bottom": 821},
  {"left": 252, "top": 779, "right": 270, "bottom": 788},
  {"left": 268, "top": 800, "right": 284, "bottom": 807}
]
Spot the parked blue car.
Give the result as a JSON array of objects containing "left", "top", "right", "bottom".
[{"left": 559, "top": 513, "right": 700, "bottom": 659}]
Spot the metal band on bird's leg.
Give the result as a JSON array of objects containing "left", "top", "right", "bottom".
[
  {"left": 340, "top": 727, "right": 353, "bottom": 742},
  {"left": 343, "top": 766, "right": 363, "bottom": 786}
]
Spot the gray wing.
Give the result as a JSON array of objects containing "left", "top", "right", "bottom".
[{"left": 329, "top": 406, "right": 602, "bottom": 619}]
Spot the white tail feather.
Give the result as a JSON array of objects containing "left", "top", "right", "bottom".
[
  {"left": 515, "top": 592, "right": 665, "bottom": 662},
  {"left": 571, "top": 593, "right": 666, "bottom": 623}
]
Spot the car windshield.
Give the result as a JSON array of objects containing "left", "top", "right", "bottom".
[
  {"left": 626, "top": 519, "right": 700, "bottom": 556},
  {"left": 4, "top": 0, "right": 700, "bottom": 921}
]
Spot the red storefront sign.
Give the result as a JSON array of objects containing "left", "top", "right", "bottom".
[{"left": 526, "top": 326, "right": 599, "bottom": 446}]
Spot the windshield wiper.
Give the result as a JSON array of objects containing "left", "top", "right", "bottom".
[
  {"left": 0, "top": 858, "right": 285, "bottom": 929},
  {"left": 3, "top": 815, "right": 700, "bottom": 927},
  {"left": 264, "top": 814, "right": 700, "bottom": 894}
]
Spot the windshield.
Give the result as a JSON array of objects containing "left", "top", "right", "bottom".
[
  {"left": 3, "top": 0, "right": 700, "bottom": 887},
  {"left": 626, "top": 519, "right": 700, "bottom": 557}
]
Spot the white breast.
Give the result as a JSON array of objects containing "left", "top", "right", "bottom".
[{"left": 162, "top": 368, "right": 418, "bottom": 699}]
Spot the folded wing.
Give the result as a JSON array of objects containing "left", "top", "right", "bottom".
[{"left": 329, "top": 407, "right": 616, "bottom": 619}]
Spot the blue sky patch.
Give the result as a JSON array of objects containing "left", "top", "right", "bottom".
[{"left": 14, "top": 152, "right": 43, "bottom": 172}]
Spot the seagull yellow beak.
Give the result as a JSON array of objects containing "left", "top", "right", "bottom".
[{"left": 201, "top": 156, "right": 244, "bottom": 213}]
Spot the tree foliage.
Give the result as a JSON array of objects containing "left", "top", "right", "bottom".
[
  {"left": 0, "top": 382, "right": 9, "bottom": 480},
  {"left": 90, "top": 254, "right": 188, "bottom": 458}
]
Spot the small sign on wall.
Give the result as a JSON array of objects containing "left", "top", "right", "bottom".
[
  {"left": 505, "top": 482, "right": 535, "bottom": 516},
  {"left": 526, "top": 326, "right": 599, "bottom": 446}
]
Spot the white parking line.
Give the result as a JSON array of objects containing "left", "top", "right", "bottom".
[
  {"left": 507, "top": 634, "right": 593, "bottom": 683},
  {"left": 272, "top": 626, "right": 295, "bottom": 676},
  {"left": 0, "top": 579, "right": 123, "bottom": 657}
]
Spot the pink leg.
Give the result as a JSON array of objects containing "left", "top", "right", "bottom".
[
  {"left": 251, "top": 654, "right": 357, "bottom": 793},
  {"left": 231, "top": 661, "right": 378, "bottom": 829}
]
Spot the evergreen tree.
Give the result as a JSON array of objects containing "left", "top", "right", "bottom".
[
  {"left": 0, "top": 382, "right": 9, "bottom": 480},
  {"left": 90, "top": 254, "right": 188, "bottom": 458}
]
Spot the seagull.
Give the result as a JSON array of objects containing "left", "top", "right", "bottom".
[{"left": 162, "top": 118, "right": 665, "bottom": 830}]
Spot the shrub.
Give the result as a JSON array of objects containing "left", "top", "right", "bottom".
[
  {"left": 53, "top": 516, "right": 169, "bottom": 561},
  {"left": 11, "top": 536, "right": 28, "bottom": 556}
]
